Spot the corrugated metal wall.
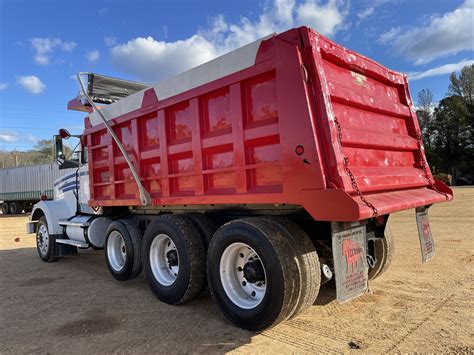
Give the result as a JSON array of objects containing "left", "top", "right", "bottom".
[{"left": 0, "top": 164, "right": 76, "bottom": 201}]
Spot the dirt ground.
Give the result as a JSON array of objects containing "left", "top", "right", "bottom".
[{"left": 0, "top": 188, "right": 473, "bottom": 354}]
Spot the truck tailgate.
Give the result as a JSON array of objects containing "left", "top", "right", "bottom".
[{"left": 301, "top": 28, "right": 452, "bottom": 218}]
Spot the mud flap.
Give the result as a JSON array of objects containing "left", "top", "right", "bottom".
[
  {"left": 416, "top": 206, "right": 435, "bottom": 262},
  {"left": 331, "top": 223, "right": 368, "bottom": 303}
]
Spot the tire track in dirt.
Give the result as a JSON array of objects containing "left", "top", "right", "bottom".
[
  {"left": 385, "top": 294, "right": 453, "bottom": 353},
  {"left": 262, "top": 326, "right": 343, "bottom": 354},
  {"left": 285, "top": 318, "right": 387, "bottom": 352}
]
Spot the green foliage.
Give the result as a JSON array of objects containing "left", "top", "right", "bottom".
[
  {"left": 0, "top": 139, "right": 73, "bottom": 168},
  {"left": 419, "top": 64, "right": 474, "bottom": 183}
]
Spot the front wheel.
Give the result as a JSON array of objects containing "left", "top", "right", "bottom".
[{"left": 36, "top": 216, "right": 58, "bottom": 262}]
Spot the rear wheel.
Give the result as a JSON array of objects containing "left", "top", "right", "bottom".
[
  {"left": 1, "top": 203, "right": 9, "bottom": 215},
  {"left": 105, "top": 220, "right": 143, "bottom": 281},
  {"left": 368, "top": 228, "right": 394, "bottom": 280},
  {"left": 142, "top": 215, "right": 206, "bottom": 304},
  {"left": 9, "top": 201, "right": 20, "bottom": 214},
  {"left": 263, "top": 217, "right": 321, "bottom": 319},
  {"left": 207, "top": 217, "right": 320, "bottom": 331},
  {"left": 186, "top": 213, "right": 217, "bottom": 251},
  {"left": 36, "top": 216, "right": 58, "bottom": 262}
]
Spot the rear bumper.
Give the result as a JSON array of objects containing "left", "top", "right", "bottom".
[{"left": 301, "top": 180, "right": 453, "bottom": 222}]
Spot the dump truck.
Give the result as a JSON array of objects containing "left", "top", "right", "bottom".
[
  {"left": 26, "top": 27, "right": 453, "bottom": 331},
  {"left": 0, "top": 164, "right": 75, "bottom": 214}
]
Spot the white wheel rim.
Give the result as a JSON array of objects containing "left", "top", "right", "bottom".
[
  {"left": 107, "top": 231, "right": 127, "bottom": 272},
  {"left": 37, "top": 225, "right": 49, "bottom": 256},
  {"left": 220, "top": 242, "right": 267, "bottom": 309},
  {"left": 149, "top": 234, "right": 179, "bottom": 286}
]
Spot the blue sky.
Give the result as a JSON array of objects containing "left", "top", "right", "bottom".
[{"left": 0, "top": 0, "right": 473, "bottom": 151}]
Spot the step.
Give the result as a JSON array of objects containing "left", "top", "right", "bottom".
[
  {"left": 56, "top": 239, "right": 89, "bottom": 248},
  {"left": 58, "top": 220, "right": 90, "bottom": 228}
]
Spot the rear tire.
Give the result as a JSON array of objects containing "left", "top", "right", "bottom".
[
  {"left": 105, "top": 220, "right": 143, "bottom": 281},
  {"left": 142, "top": 214, "right": 206, "bottom": 304},
  {"left": 36, "top": 216, "right": 58, "bottom": 263},
  {"left": 186, "top": 213, "right": 218, "bottom": 251},
  {"left": 207, "top": 217, "right": 319, "bottom": 331},
  {"left": 368, "top": 228, "right": 394, "bottom": 280},
  {"left": 9, "top": 202, "right": 19, "bottom": 215},
  {"left": 1, "top": 203, "right": 9, "bottom": 215},
  {"left": 262, "top": 217, "right": 321, "bottom": 319}
]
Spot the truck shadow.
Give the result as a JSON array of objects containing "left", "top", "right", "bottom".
[{"left": 0, "top": 247, "right": 336, "bottom": 353}]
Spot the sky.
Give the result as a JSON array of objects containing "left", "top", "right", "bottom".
[{"left": 0, "top": 0, "right": 473, "bottom": 151}]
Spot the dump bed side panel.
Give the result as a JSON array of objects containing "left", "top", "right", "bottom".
[{"left": 85, "top": 34, "right": 324, "bottom": 208}]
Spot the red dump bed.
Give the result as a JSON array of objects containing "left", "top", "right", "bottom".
[{"left": 83, "top": 27, "right": 452, "bottom": 221}]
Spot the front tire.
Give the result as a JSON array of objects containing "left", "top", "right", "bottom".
[
  {"left": 142, "top": 215, "right": 206, "bottom": 304},
  {"left": 36, "top": 216, "right": 58, "bottom": 262},
  {"left": 105, "top": 220, "right": 143, "bottom": 281}
]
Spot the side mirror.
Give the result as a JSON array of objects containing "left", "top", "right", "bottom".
[
  {"left": 54, "top": 135, "right": 64, "bottom": 161},
  {"left": 54, "top": 135, "right": 79, "bottom": 169}
]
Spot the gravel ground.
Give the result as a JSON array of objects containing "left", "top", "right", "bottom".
[{"left": 0, "top": 187, "right": 473, "bottom": 354}]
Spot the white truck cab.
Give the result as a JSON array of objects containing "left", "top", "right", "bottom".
[{"left": 27, "top": 129, "right": 111, "bottom": 261}]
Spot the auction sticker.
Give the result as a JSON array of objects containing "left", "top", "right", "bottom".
[
  {"left": 416, "top": 207, "right": 435, "bottom": 262},
  {"left": 332, "top": 225, "right": 368, "bottom": 303}
]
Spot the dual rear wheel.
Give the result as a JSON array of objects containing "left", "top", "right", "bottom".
[
  {"left": 207, "top": 218, "right": 321, "bottom": 331},
  {"left": 103, "top": 214, "right": 324, "bottom": 331}
]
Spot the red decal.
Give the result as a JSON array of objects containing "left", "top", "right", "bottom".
[
  {"left": 342, "top": 239, "right": 363, "bottom": 273},
  {"left": 422, "top": 220, "right": 431, "bottom": 241}
]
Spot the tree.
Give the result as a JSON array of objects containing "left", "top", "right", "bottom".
[
  {"left": 432, "top": 96, "right": 471, "bottom": 177},
  {"left": 416, "top": 88, "right": 434, "bottom": 148},
  {"left": 416, "top": 64, "right": 473, "bottom": 184},
  {"left": 449, "top": 64, "right": 474, "bottom": 108},
  {"left": 0, "top": 139, "right": 73, "bottom": 169}
]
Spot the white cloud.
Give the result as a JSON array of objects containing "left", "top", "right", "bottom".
[
  {"left": 104, "top": 36, "right": 117, "bottom": 47},
  {"left": 0, "top": 131, "right": 18, "bottom": 143},
  {"left": 110, "top": 0, "right": 348, "bottom": 82},
  {"left": 17, "top": 75, "right": 46, "bottom": 94},
  {"left": 296, "top": 0, "right": 348, "bottom": 36},
  {"left": 26, "top": 134, "right": 39, "bottom": 144},
  {"left": 111, "top": 36, "right": 218, "bottom": 82},
  {"left": 0, "top": 83, "right": 8, "bottom": 91},
  {"left": 86, "top": 50, "right": 100, "bottom": 63},
  {"left": 30, "top": 37, "right": 77, "bottom": 65},
  {"left": 0, "top": 131, "right": 38, "bottom": 145},
  {"left": 357, "top": 7, "right": 374, "bottom": 23},
  {"left": 408, "top": 59, "right": 474, "bottom": 81},
  {"left": 379, "top": 0, "right": 474, "bottom": 64}
]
